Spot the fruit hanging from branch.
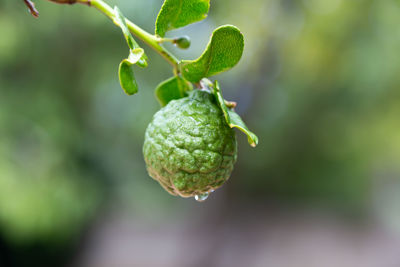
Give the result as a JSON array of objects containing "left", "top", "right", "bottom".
[{"left": 22, "top": 0, "right": 258, "bottom": 201}]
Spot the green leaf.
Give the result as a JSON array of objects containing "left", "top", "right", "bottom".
[
  {"left": 119, "top": 60, "right": 138, "bottom": 95},
  {"left": 213, "top": 81, "right": 258, "bottom": 147},
  {"left": 155, "top": 0, "right": 210, "bottom": 37},
  {"left": 118, "top": 48, "right": 144, "bottom": 96},
  {"left": 114, "top": 6, "right": 148, "bottom": 68},
  {"left": 226, "top": 109, "right": 259, "bottom": 147},
  {"left": 114, "top": 7, "right": 148, "bottom": 95},
  {"left": 155, "top": 76, "right": 192, "bottom": 106},
  {"left": 118, "top": 48, "right": 144, "bottom": 95},
  {"left": 180, "top": 25, "right": 244, "bottom": 83}
]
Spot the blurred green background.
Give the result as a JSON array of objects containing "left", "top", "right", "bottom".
[{"left": 1, "top": 0, "right": 400, "bottom": 266}]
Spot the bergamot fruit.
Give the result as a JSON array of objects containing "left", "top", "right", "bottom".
[{"left": 143, "top": 89, "right": 237, "bottom": 199}]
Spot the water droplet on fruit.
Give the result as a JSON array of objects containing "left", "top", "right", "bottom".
[{"left": 195, "top": 192, "right": 209, "bottom": 202}]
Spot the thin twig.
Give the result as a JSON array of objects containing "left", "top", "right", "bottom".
[{"left": 23, "top": 0, "right": 39, "bottom": 17}]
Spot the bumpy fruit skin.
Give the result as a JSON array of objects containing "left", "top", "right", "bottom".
[{"left": 143, "top": 90, "right": 237, "bottom": 197}]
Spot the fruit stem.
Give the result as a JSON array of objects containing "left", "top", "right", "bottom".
[{"left": 47, "top": 0, "right": 180, "bottom": 69}]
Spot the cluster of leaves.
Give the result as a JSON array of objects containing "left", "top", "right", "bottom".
[{"left": 115, "top": 0, "right": 258, "bottom": 147}]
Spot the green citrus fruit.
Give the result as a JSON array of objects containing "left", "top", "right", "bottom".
[{"left": 143, "top": 89, "right": 237, "bottom": 198}]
